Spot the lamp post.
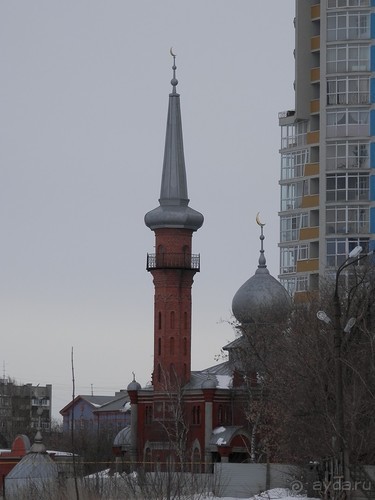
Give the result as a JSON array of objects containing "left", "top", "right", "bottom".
[{"left": 318, "top": 245, "right": 373, "bottom": 490}]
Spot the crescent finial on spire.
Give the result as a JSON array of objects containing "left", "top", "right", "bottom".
[
  {"left": 170, "top": 47, "right": 178, "bottom": 93},
  {"left": 256, "top": 212, "right": 266, "bottom": 227}
]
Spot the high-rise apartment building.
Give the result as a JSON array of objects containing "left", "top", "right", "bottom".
[{"left": 279, "top": 0, "right": 375, "bottom": 297}]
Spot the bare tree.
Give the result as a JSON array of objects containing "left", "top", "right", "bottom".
[{"left": 230, "top": 266, "right": 375, "bottom": 464}]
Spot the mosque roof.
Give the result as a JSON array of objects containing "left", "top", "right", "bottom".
[
  {"left": 113, "top": 425, "right": 131, "bottom": 448},
  {"left": 5, "top": 431, "right": 58, "bottom": 497},
  {"left": 232, "top": 220, "right": 291, "bottom": 324},
  {"left": 184, "top": 362, "right": 234, "bottom": 390},
  {"left": 93, "top": 393, "right": 130, "bottom": 413}
]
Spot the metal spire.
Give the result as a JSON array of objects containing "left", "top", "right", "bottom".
[
  {"left": 144, "top": 49, "right": 203, "bottom": 231},
  {"left": 256, "top": 213, "right": 267, "bottom": 269},
  {"left": 158, "top": 47, "right": 188, "bottom": 204}
]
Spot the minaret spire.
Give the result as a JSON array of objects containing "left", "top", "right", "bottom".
[{"left": 145, "top": 51, "right": 203, "bottom": 231}]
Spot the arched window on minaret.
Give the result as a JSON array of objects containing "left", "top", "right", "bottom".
[
  {"left": 158, "top": 312, "right": 162, "bottom": 330},
  {"left": 158, "top": 337, "right": 162, "bottom": 356},
  {"left": 170, "top": 311, "right": 175, "bottom": 329},
  {"left": 157, "top": 244, "right": 165, "bottom": 267},
  {"left": 170, "top": 337, "right": 175, "bottom": 355},
  {"left": 183, "top": 245, "right": 190, "bottom": 267}
]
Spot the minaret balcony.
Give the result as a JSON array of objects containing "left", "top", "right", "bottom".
[{"left": 146, "top": 253, "right": 200, "bottom": 271}]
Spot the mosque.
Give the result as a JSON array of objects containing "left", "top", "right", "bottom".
[{"left": 113, "top": 55, "right": 290, "bottom": 471}]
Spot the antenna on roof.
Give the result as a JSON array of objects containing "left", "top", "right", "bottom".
[{"left": 91, "top": 384, "right": 94, "bottom": 396}]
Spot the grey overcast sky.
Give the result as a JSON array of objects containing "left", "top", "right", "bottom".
[{"left": 0, "top": 1, "right": 295, "bottom": 418}]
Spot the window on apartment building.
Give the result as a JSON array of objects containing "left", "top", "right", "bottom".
[
  {"left": 326, "top": 108, "right": 369, "bottom": 137},
  {"left": 326, "top": 205, "right": 369, "bottom": 235},
  {"left": 327, "top": 237, "right": 370, "bottom": 267},
  {"left": 296, "top": 275, "right": 309, "bottom": 292},
  {"left": 280, "top": 122, "right": 307, "bottom": 150},
  {"left": 280, "top": 277, "right": 295, "bottom": 295},
  {"left": 298, "top": 245, "right": 309, "bottom": 260},
  {"left": 280, "top": 213, "right": 309, "bottom": 242},
  {"left": 327, "top": 76, "right": 369, "bottom": 105},
  {"left": 281, "top": 150, "right": 309, "bottom": 180},
  {"left": 280, "top": 247, "right": 298, "bottom": 274},
  {"left": 326, "top": 141, "right": 369, "bottom": 170},
  {"left": 327, "top": 44, "right": 370, "bottom": 73},
  {"left": 327, "top": 11, "right": 370, "bottom": 41},
  {"left": 326, "top": 173, "right": 369, "bottom": 201},
  {"left": 281, "top": 182, "right": 304, "bottom": 211},
  {"left": 280, "top": 245, "right": 309, "bottom": 274},
  {"left": 328, "top": 0, "right": 370, "bottom": 9}
]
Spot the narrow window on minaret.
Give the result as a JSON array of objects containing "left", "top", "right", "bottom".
[
  {"left": 184, "top": 312, "right": 187, "bottom": 329},
  {"left": 170, "top": 337, "right": 175, "bottom": 355},
  {"left": 183, "top": 337, "right": 187, "bottom": 356},
  {"left": 170, "top": 311, "right": 175, "bottom": 329},
  {"left": 158, "top": 312, "right": 162, "bottom": 330},
  {"left": 183, "top": 245, "right": 189, "bottom": 267},
  {"left": 157, "top": 245, "right": 165, "bottom": 267},
  {"left": 158, "top": 338, "right": 162, "bottom": 356}
]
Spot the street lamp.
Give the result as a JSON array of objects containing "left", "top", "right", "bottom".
[{"left": 317, "top": 245, "right": 374, "bottom": 488}]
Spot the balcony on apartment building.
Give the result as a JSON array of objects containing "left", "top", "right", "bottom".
[
  {"left": 311, "top": 36, "right": 320, "bottom": 52},
  {"left": 311, "top": 4, "right": 320, "bottom": 21},
  {"left": 304, "top": 162, "right": 320, "bottom": 176}
]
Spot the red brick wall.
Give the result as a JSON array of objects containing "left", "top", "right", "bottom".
[{"left": 150, "top": 228, "right": 196, "bottom": 390}]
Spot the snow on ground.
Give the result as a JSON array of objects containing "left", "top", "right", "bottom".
[{"left": 191, "top": 488, "right": 319, "bottom": 500}]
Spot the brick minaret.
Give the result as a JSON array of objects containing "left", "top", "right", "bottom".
[{"left": 144, "top": 54, "right": 203, "bottom": 390}]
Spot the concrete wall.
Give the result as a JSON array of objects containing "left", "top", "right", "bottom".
[{"left": 214, "top": 463, "right": 300, "bottom": 499}]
